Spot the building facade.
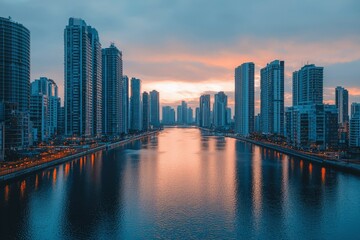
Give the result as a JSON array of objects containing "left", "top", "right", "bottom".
[
  {"left": 0, "top": 17, "right": 31, "bottom": 152},
  {"left": 150, "top": 90, "right": 160, "bottom": 128},
  {"left": 260, "top": 60, "right": 284, "bottom": 135},
  {"left": 213, "top": 91, "right": 228, "bottom": 128},
  {"left": 199, "top": 95, "right": 211, "bottom": 128},
  {"left": 235, "top": 62, "right": 254, "bottom": 136},
  {"left": 130, "top": 78, "right": 142, "bottom": 131},
  {"left": 142, "top": 92, "right": 150, "bottom": 131},
  {"left": 350, "top": 103, "right": 360, "bottom": 147},
  {"left": 102, "top": 43, "right": 123, "bottom": 136},
  {"left": 64, "top": 18, "right": 99, "bottom": 137},
  {"left": 292, "top": 64, "right": 323, "bottom": 106}
]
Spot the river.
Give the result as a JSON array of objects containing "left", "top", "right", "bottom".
[{"left": 1, "top": 128, "right": 360, "bottom": 239}]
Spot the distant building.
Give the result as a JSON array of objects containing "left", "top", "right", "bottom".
[
  {"left": 130, "top": 78, "right": 142, "bottom": 131},
  {"left": 188, "top": 107, "right": 193, "bottom": 124},
  {"left": 254, "top": 114, "right": 261, "bottom": 133},
  {"left": 195, "top": 107, "right": 200, "bottom": 126},
  {"left": 350, "top": 103, "right": 360, "bottom": 147},
  {"left": 181, "top": 101, "right": 188, "bottom": 125},
  {"left": 199, "top": 95, "right": 211, "bottom": 128},
  {"left": 336, "top": 86, "right": 349, "bottom": 146},
  {"left": 235, "top": 62, "right": 255, "bottom": 136},
  {"left": 150, "top": 90, "right": 160, "bottom": 128},
  {"left": 293, "top": 64, "right": 323, "bottom": 106},
  {"left": 64, "top": 18, "right": 102, "bottom": 137},
  {"left": 0, "top": 17, "right": 31, "bottom": 151},
  {"left": 102, "top": 44, "right": 123, "bottom": 136},
  {"left": 226, "top": 108, "right": 232, "bottom": 125},
  {"left": 162, "top": 106, "right": 175, "bottom": 125},
  {"left": 335, "top": 86, "right": 349, "bottom": 124},
  {"left": 177, "top": 105, "right": 182, "bottom": 124},
  {"left": 260, "top": 60, "right": 284, "bottom": 135},
  {"left": 213, "top": 92, "right": 228, "bottom": 128},
  {"left": 123, "top": 76, "right": 130, "bottom": 133},
  {"left": 30, "top": 77, "right": 60, "bottom": 142},
  {"left": 142, "top": 92, "right": 150, "bottom": 131}
]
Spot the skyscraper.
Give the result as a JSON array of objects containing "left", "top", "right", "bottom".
[
  {"left": 260, "top": 60, "right": 284, "bottom": 135},
  {"left": 142, "top": 92, "right": 150, "bottom": 131},
  {"left": 335, "top": 86, "right": 349, "bottom": 124},
  {"left": 199, "top": 95, "right": 211, "bottom": 128},
  {"left": 350, "top": 103, "right": 360, "bottom": 147},
  {"left": 292, "top": 64, "right": 323, "bottom": 106},
  {"left": 162, "top": 106, "right": 175, "bottom": 125},
  {"left": 123, "top": 76, "right": 130, "bottom": 134},
  {"left": 177, "top": 105, "right": 182, "bottom": 124},
  {"left": 89, "top": 27, "right": 102, "bottom": 137},
  {"left": 30, "top": 77, "right": 60, "bottom": 142},
  {"left": 235, "top": 62, "right": 254, "bottom": 136},
  {"left": 102, "top": 43, "right": 123, "bottom": 136},
  {"left": 64, "top": 18, "right": 101, "bottom": 137},
  {"left": 0, "top": 17, "right": 31, "bottom": 151},
  {"left": 213, "top": 91, "right": 228, "bottom": 128},
  {"left": 181, "top": 101, "right": 188, "bottom": 125},
  {"left": 188, "top": 107, "right": 193, "bottom": 124},
  {"left": 130, "top": 78, "right": 142, "bottom": 131},
  {"left": 150, "top": 90, "right": 160, "bottom": 128}
]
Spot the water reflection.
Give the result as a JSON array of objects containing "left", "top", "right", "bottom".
[{"left": 0, "top": 128, "right": 360, "bottom": 239}]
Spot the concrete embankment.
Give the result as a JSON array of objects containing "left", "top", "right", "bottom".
[
  {"left": 0, "top": 131, "right": 160, "bottom": 182},
  {"left": 228, "top": 134, "right": 360, "bottom": 175}
]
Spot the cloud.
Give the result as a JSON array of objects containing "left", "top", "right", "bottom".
[{"left": 0, "top": 0, "right": 359, "bottom": 109}]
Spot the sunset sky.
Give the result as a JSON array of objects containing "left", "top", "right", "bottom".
[{"left": 1, "top": 0, "right": 359, "bottom": 113}]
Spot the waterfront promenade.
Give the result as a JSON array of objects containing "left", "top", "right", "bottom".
[
  {"left": 0, "top": 130, "right": 160, "bottom": 182},
  {"left": 198, "top": 127, "right": 360, "bottom": 175}
]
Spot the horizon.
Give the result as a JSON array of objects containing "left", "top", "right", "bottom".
[{"left": 1, "top": 0, "right": 359, "bottom": 114}]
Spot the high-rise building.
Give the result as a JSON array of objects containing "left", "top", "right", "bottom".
[
  {"left": 162, "top": 106, "right": 175, "bottom": 125},
  {"left": 150, "top": 90, "right": 160, "bottom": 128},
  {"left": 142, "top": 92, "right": 150, "bottom": 131},
  {"left": 181, "top": 101, "right": 188, "bottom": 125},
  {"left": 235, "top": 62, "right": 255, "bottom": 136},
  {"left": 260, "top": 60, "right": 284, "bottom": 135},
  {"left": 30, "top": 77, "right": 60, "bottom": 142},
  {"left": 177, "top": 105, "right": 183, "bottom": 124},
  {"left": 123, "top": 76, "right": 130, "bottom": 133},
  {"left": 226, "top": 107, "right": 232, "bottom": 125},
  {"left": 102, "top": 43, "right": 123, "bottom": 136},
  {"left": 292, "top": 64, "right": 323, "bottom": 106},
  {"left": 213, "top": 91, "right": 228, "bottom": 128},
  {"left": 64, "top": 18, "right": 102, "bottom": 137},
  {"left": 130, "top": 78, "right": 142, "bottom": 131},
  {"left": 286, "top": 104, "right": 338, "bottom": 150},
  {"left": 350, "top": 103, "right": 360, "bottom": 147},
  {"left": 188, "top": 107, "right": 193, "bottom": 124},
  {"left": 195, "top": 107, "right": 200, "bottom": 126},
  {"left": 0, "top": 17, "right": 31, "bottom": 152},
  {"left": 30, "top": 94, "right": 48, "bottom": 143},
  {"left": 88, "top": 27, "right": 102, "bottom": 137},
  {"left": 199, "top": 95, "right": 211, "bottom": 128},
  {"left": 335, "top": 86, "right": 349, "bottom": 124},
  {"left": 335, "top": 86, "right": 349, "bottom": 146}
]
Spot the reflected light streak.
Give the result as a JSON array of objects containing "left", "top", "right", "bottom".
[
  {"left": 52, "top": 168, "right": 57, "bottom": 185},
  {"left": 4, "top": 185, "right": 9, "bottom": 202},
  {"left": 20, "top": 180, "right": 26, "bottom": 199},
  {"left": 35, "top": 175, "right": 39, "bottom": 190},
  {"left": 321, "top": 168, "right": 326, "bottom": 184},
  {"left": 64, "top": 163, "right": 70, "bottom": 178},
  {"left": 252, "top": 147, "right": 262, "bottom": 228}
]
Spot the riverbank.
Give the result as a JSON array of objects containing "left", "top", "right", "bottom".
[
  {"left": 0, "top": 130, "right": 161, "bottom": 182},
  {"left": 226, "top": 134, "right": 360, "bottom": 175}
]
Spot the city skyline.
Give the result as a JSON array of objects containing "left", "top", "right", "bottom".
[{"left": 1, "top": 0, "right": 359, "bottom": 112}]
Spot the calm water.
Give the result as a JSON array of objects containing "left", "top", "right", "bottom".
[{"left": 1, "top": 128, "right": 360, "bottom": 239}]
